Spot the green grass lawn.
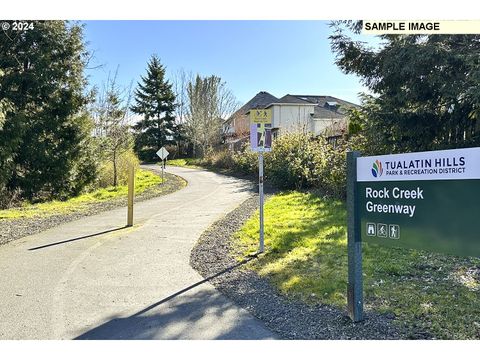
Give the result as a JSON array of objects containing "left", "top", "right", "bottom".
[
  {"left": 234, "top": 191, "right": 480, "bottom": 339},
  {"left": 0, "top": 169, "right": 163, "bottom": 220}
]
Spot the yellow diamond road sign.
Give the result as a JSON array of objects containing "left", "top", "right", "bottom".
[{"left": 250, "top": 109, "right": 272, "bottom": 124}]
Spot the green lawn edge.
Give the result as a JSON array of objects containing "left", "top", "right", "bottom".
[
  {"left": 233, "top": 191, "right": 480, "bottom": 339},
  {"left": 0, "top": 169, "right": 163, "bottom": 220}
]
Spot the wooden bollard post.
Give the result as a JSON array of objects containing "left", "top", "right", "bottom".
[{"left": 127, "top": 164, "right": 135, "bottom": 227}]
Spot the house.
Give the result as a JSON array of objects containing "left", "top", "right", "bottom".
[
  {"left": 223, "top": 91, "right": 279, "bottom": 149},
  {"left": 224, "top": 91, "right": 359, "bottom": 149}
]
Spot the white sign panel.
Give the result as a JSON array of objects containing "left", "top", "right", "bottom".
[
  {"left": 357, "top": 147, "right": 480, "bottom": 182},
  {"left": 250, "top": 123, "right": 272, "bottom": 152},
  {"left": 156, "top": 147, "right": 169, "bottom": 160}
]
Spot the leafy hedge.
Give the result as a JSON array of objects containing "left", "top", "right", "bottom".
[{"left": 196, "top": 133, "right": 368, "bottom": 199}]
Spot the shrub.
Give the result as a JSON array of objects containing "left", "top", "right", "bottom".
[
  {"left": 264, "top": 133, "right": 318, "bottom": 190},
  {"left": 311, "top": 139, "right": 348, "bottom": 198},
  {"left": 193, "top": 146, "right": 258, "bottom": 175},
  {"left": 181, "top": 133, "right": 370, "bottom": 199},
  {"left": 96, "top": 149, "right": 140, "bottom": 188},
  {"left": 204, "top": 150, "right": 236, "bottom": 169},
  {"left": 163, "top": 144, "right": 182, "bottom": 159},
  {"left": 231, "top": 146, "right": 258, "bottom": 174},
  {"left": 0, "top": 186, "right": 22, "bottom": 210},
  {"left": 223, "top": 133, "right": 370, "bottom": 198}
]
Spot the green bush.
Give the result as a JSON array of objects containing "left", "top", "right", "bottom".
[
  {"left": 0, "top": 186, "right": 21, "bottom": 209},
  {"left": 264, "top": 133, "right": 318, "bottom": 190},
  {"left": 191, "top": 147, "right": 258, "bottom": 175},
  {"left": 231, "top": 146, "right": 258, "bottom": 174},
  {"left": 176, "top": 133, "right": 369, "bottom": 198},
  {"left": 96, "top": 149, "right": 140, "bottom": 188},
  {"left": 310, "top": 139, "right": 347, "bottom": 198},
  {"left": 204, "top": 150, "right": 236, "bottom": 169},
  {"left": 200, "top": 133, "right": 370, "bottom": 198}
]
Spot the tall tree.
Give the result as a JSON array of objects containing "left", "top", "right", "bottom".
[
  {"left": 0, "top": 21, "right": 96, "bottom": 202},
  {"left": 185, "top": 74, "right": 239, "bottom": 157},
  {"left": 330, "top": 21, "right": 480, "bottom": 153},
  {"left": 131, "top": 55, "right": 177, "bottom": 162},
  {"left": 91, "top": 69, "right": 133, "bottom": 187}
]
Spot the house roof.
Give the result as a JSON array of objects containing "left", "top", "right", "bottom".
[
  {"left": 275, "top": 94, "right": 312, "bottom": 104},
  {"left": 229, "top": 91, "right": 279, "bottom": 120},
  {"left": 313, "top": 107, "right": 345, "bottom": 119},
  {"left": 283, "top": 94, "right": 359, "bottom": 114},
  {"left": 228, "top": 92, "right": 359, "bottom": 123}
]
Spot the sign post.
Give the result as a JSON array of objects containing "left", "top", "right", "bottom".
[
  {"left": 127, "top": 163, "right": 135, "bottom": 227},
  {"left": 250, "top": 109, "right": 272, "bottom": 253},
  {"left": 259, "top": 150, "right": 265, "bottom": 253},
  {"left": 156, "top": 146, "right": 170, "bottom": 184},
  {"left": 347, "top": 151, "right": 363, "bottom": 322}
]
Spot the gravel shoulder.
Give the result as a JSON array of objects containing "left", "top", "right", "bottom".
[
  {"left": 0, "top": 169, "right": 186, "bottom": 246},
  {"left": 190, "top": 195, "right": 409, "bottom": 340}
]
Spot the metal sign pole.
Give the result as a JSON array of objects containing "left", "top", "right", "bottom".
[
  {"left": 162, "top": 162, "right": 164, "bottom": 185},
  {"left": 259, "top": 150, "right": 265, "bottom": 253},
  {"left": 347, "top": 151, "right": 363, "bottom": 322}
]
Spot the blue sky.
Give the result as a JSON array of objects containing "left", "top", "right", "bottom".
[{"left": 83, "top": 21, "right": 371, "bottom": 105}]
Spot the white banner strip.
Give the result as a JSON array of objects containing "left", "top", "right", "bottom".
[
  {"left": 357, "top": 147, "right": 480, "bottom": 182},
  {"left": 362, "top": 20, "right": 480, "bottom": 34}
]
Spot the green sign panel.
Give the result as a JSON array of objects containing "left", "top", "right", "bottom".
[{"left": 356, "top": 147, "right": 480, "bottom": 257}]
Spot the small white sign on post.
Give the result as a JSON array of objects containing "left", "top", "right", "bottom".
[
  {"left": 156, "top": 147, "right": 169, "bottom": 160},
  {"left": 156, "top": 146, "right": 169, "bottom": 185}
]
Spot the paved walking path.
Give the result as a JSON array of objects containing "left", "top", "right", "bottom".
[{"left": 0, "top": 166, "right": 275, "bottom": 340}]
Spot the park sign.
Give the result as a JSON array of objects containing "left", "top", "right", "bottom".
[
  {"left": 250, "top": 109, "right": 272, "bottom": 152},
  {"left": 346, "top": 147, "right": 480, "bottom": 322},
  {"left": 250, "top": 108, "right": 272, "bottom": 124},
  {"left": 356, "top": 147, "right": 480, "bottom": 257}
]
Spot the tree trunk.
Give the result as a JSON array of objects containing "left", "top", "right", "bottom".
[{"left": 113, "top": 150, "right": 118, "bottom": 187}]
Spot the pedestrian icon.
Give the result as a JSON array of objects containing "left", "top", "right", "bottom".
[
  {"left": 389, "top": 224, "right": 400, "bottom": 239},
  {"left": 366, "top": 223, "right": 376, "bottom": 236},
  {"left": 377, "top": 223, "right": 387, "bottom": 238}
]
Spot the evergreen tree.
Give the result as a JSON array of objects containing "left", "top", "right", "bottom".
[
  {"left": 131, "top": 55, "right": 176, "bottom": 162},
  {"left": 330, "top": 21, "right": 480, "bottom": 153},
  {"left": 0, "top": 21, "right": 96, "bottom": 202}
]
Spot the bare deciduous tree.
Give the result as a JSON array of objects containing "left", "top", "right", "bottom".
[
  {"left": 183, "top": 74, "right": 240, "bottom": 157},
  {"left": 91, "top": 67, "right": 134, "bottom": 187},
  {"left": 172, "top": 68, "right": 193, "bottom": 124}
]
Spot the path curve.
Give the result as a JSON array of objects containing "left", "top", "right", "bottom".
[{"left": 0, "top": 166, "right": 275, "bottom": 340}]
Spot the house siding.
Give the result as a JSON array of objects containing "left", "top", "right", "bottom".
[{"left": 271, "top": 104, "right": 315, "bottom": 133}]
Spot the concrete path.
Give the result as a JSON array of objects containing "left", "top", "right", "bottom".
[{"left": 0, "top": 166, "right": 275, "bottom": 340}]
